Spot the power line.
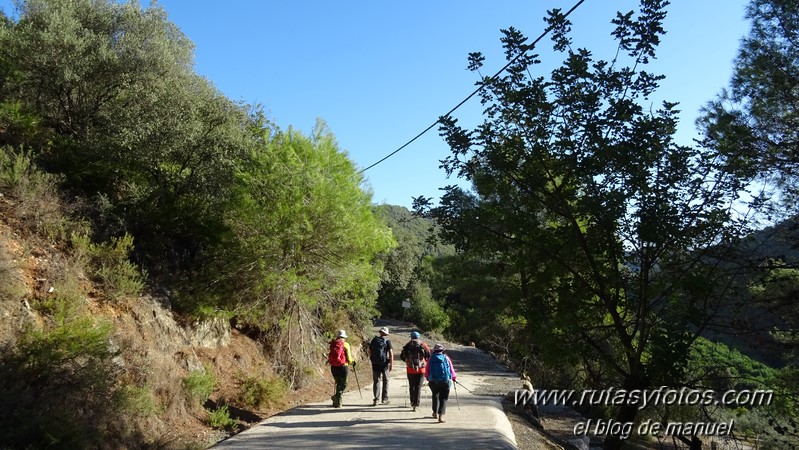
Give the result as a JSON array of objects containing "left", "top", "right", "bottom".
[{"left": 358, "top": 0, "right": 587, "bottom": 173}]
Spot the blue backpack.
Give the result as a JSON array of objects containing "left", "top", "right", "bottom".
[{"left": 428, "top": 353, "right": 451, "bottom": 382}]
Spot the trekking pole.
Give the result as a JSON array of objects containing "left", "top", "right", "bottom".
[
  {"left": 454, "top": 379, "right": 474, "bottom": 394},
  {"left": 353, "top": 363, "right": 363, "bottom": 398},
  {"left": 453, "top": 379, "right": 460, "bottom": 410}
]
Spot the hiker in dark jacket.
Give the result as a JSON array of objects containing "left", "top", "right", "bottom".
[
  {"left": 400, "top": 331, "right": 430, "bottom": 412},
  {"left": 424, "top": 343, "right": 457, "bottom": 423},
  {"left": 367, "top": 326, "right": 394, "bottom": 406}
]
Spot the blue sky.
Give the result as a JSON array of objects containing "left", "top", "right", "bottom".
[{"left": 1, "top": 1, "right": 751, "bottom": 208}]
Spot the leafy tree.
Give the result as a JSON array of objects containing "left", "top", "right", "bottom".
[
  {"left": 0, "top": 0, "right": 252, "bottom": 274},
  {"left": 417, "top": 1, "right": 756, "bottom": 448},
  {"left": 700, "top": 0, "right": 799, "bottom": 212},
  {"left": 426, "top": 255, "right": 522, "bottom": 347},
  {"left": 0, "top": 10, "right": 11, "bottom": 94},
  {"left": 375, "top": 205, "right": 424, "bottom": 297},
  {"left": 402, "top": 278, "right": 449, "bottom": 332},
  {"left": 0, "top": 1, "right": 411, "bottom": 443},
  {"left": 373, "top": 204, "right": 454, "bottom": 326},
  {"left": 2, "top": 0, "right": 189, "bottom": 135},
  {"left": 201, "top": 119, "right": 395, "bottom": 382}
]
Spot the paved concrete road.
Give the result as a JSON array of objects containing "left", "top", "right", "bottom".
[{"left": 213, "top": 327, "right": 518, "bottom": 449}]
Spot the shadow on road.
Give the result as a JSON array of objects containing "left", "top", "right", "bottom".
[
  {"left": 257, "top": 416, "right": 428, "bottom": 429},
  {"left": 220, "top": 426, "right": 515, "bottom": 449}
]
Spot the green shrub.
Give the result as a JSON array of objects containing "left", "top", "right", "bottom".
[
  {"left": 0, "top": 148, "right": 77, "bottom": 242},
  {"left": 237, "top": 375, "right": 288, "bottom": 410},
  {"left": 183, "top": 367, "right": 216, "bottom": 404},
  {"left": 0, "top": 146, "right": 34, "bottom": 187},
  {"left": 208, "top": 404, "right": 236, "bottom": 429},
  {"left": 0, "top": 102, "right": 45, "bottom": 150},
  {"left": 0, "top": 316, "right": 124, "bottom": 449},
  {"left": 116, "top": 384, "right": 158, "bottom": 417},
  {"left": 409, "top": 281, "right": 450, "bottom": 333},
  {"left": 71, "top": 232, "right": 145, "bottom": 301}
]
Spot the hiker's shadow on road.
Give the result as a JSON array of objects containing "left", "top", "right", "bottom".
[
  {"left": 269, "top": 405, "right": 328, "bottom": 417},
  {"left": 259, "top": 416, "right": 427, "bottom": 429},
  {"left": 265, "top": 404, "right": 430, "bottom": 419}
]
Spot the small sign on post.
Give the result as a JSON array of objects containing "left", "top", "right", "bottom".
[{"left": 401, "top": 299, "right": 411, "bottom": 320}]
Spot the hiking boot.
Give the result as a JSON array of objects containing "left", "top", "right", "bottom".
[
  {"left": 412, "top": 406, "right": 417, "bottom": 412},
  {"left": 432, "top": 412, "right": 437, "bottom": 419},
  {"left": 381, "top": 399, "right": 390, "bottom": 404},
  {"left": 372, "top": 399, "right": 378, "bottom": 406},
  {"left": 438, "top": 415, "right": 446, "bottom": 423}
]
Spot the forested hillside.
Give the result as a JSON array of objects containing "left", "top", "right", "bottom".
[{"left": 373, "top": 204, "right": 453, "bottom": 330}]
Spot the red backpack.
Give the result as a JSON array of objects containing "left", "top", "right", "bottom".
[
  {"left": 328, "top": 339, "right": 347, "bottom": 366},
  {"left": 404, "top": 340, "right": 428, "bottom": 370}
]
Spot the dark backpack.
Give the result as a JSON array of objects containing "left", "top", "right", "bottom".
[
  {"left": 369, "top": 336, "right": 389, "bottom": 365},
  {"left": 428, "top": 352, "right": 451, "bottom": 382},
  {"left": 403, "top": 340, "right": 428, "bottom": 370},
  {"left": 328, "top": 339, "right": 347, "bottom": 366}
]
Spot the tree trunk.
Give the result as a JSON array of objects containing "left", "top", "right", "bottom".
[
  {"left": 677, "top": 434, "right": 703, "bottom": 450},
  {"left": 603, "top": 373, "right": 649, "bottom": 450},
  {"left": 603, "top": 402, "right": 639, "bottom": 450}
]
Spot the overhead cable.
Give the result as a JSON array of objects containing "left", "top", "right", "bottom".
[{"left": 358, "top": 0, "right": 587, "bottom": 173}]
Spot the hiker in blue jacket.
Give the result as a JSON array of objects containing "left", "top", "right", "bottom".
[{"left": 424, "top": 343, "right": 457, "bottom": 423}]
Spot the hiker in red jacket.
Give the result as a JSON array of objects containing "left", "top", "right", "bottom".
[
  {"left": 327, "top": 329, "right": 354, "bottom": 408},
  {"left": 400, "top": 331, "right": 430, "bottom": 412}
]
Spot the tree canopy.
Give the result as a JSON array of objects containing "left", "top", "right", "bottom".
[
  {"left": 700, "top": 0, "right": 799, "bottom": 211},
  {"left": 416, "top": 1, "right": 762, "bottom": 448}
]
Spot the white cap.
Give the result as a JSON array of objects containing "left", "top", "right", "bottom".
[{"left": 337, "top": 329, "right": 348, "bottom": 338}]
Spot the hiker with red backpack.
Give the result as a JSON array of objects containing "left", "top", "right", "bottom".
[
  {"left": 425, "top": 343, "right": 457, "bottom": 423},
  {"left": 328, "top": 329, "right": 355, "bottom": 408},
  {"left": 367, "top": 326, "right": 394, "bottom": 406},
  {"left": 400, "top": 331, "right": 430, "bottom": 412}
]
